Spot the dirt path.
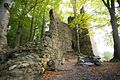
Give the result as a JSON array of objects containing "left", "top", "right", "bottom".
[{"left": 43, "top": 54, "right": 120, "bottom": 80}]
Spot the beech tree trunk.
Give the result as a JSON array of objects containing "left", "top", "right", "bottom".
[
  {"left": 0, "top": 0, "right": 12, "bottom": 52},
  {"left": 109, "top": 1, "right": 120, "bottom": 60},
  {"left": 102, "top": 0, "right": 120, "bottom": 60}
]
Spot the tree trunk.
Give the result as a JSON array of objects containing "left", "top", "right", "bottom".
[
  {"left": 109, "top": 1, "right": 120, "bottom": 60},
  {"left": 73, "top": 0, "right": 80, "bottom": 54},
  {"left": 102, "top": 0, "right": 120, "bottom": 60},
  {"left": 14, "top": 0, "right": 38, "bottom": 48},
  {"left": 32, "top": 26, "right": 36, "bottom": 40},
  {"left": 29, "top": 7, "right": 36, "bottom": 41},
  {"left": 41, "top": 10, "right": 45, "bottom": 38},
  {"left": 0, "top": 0, "right": 12, "bottom": 52},
  {"left": 15, "top": 16, "right": 23, "bottom": 48},
  {"left": 29, "top": 15, "right": 35, "bottom": 41}
]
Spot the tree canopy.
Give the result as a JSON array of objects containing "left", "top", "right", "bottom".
[{"left": 0, "top": 0, "right": 120, "bottom": 60}]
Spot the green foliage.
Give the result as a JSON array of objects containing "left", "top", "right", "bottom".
[
  {"left": 0, "top": 0, "right": 3, "bottom": 5},
  {"left": 69, "top": 12, "right": 93, "bottom": 34},
  {"left": 101, "top": 51, "right": 113, "bottom": 61},
  {"left": 7, "top": 0, "right": 115, "bottom": 51},
  {"left": 89, "top": 0, "right": 110, "bottom": 29},
  {"left": 8, "top": 0, "right": 61, "bottom": 47}
]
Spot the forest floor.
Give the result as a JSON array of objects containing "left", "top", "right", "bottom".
[{"left": 42, "top": 53, "right": 120, "bottom": 80}]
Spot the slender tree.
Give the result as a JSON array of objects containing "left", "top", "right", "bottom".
[
  {"left": 0, "top": 0, "right": 13, "bottom": 52},
  {"left": 15, "top": 14, "right": 24, "bottom": 48},
  {"left": 15, "top": 0, "right": 38, "bottom": 48},
  {"left": 41, "top": 10, "right": 45, "bottom": 38},
  {"left": 29, "top": 6, "right": 36, "bottom": 41},
  {"left": 73, "top": 0, "right": 81, "bottom": 54},
  {"left": 102, "top": 0, "right": 120, "bottom": 60}
]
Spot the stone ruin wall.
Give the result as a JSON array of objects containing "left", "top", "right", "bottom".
[
  {"left": 68, "top": 16, "right": 94, "bottom": 56},
  {"left": 0, "top": 9, "right": 94, "bottom": 80},
  {"left": 41, "top": 9, "right": 73, "bottom": 69},
  {"left": 79, "top": 28, "right": 94, "bottom": 56},
  {"left": 0, "top": 9, "right": 73, "bottom": 80}
]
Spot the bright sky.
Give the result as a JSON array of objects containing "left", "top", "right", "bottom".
[{"left": 92, "top": 26, "right": 114, "bottom": 55}]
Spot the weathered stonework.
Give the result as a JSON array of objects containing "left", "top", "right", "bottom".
[
  {"left": 0, "top": 9, "right": 74, "bottom": 80},
  {"left": 68, "top": 16, "right": 94, "bottom": 56},
  {"left": 0, "top": 42, "right": 48, "bottom": 80},
  {"left": 41, "top": 9, "right": 73, "bottom": 70},
  {"left": 0, "top": 9, "right": 94, "bottom": 80},
  {"left": 79, "top": 28, "right": 94, "bottom": 56}
]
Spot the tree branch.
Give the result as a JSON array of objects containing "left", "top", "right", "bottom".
[
  {"left": 102, "top": 0, "right": 107, "bottom": 6},
  {"left": 23, "top": 0, "right": 39, "bottom": 16},
  {"left": 102, "top": 0, "right": 110, "bottom": 9},
  {"left": 107, "top": 0, "right": 110, "bottom": 7},
  {"left": 23, "top": 0, "right": 44, "bottom": 16}
]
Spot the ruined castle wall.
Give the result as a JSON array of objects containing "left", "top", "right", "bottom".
[
  {"left": 41, "top": 9, "right": 73, "bottom": 69},
  {"left": 79, "top": 28, "right": 94, "bottom": 56},
  {"left": 0, "top": 10, "right": 73, "bottom": 80},
  {"left": 0, "top": 9, "right": 94, "bottom": 80},
  {"left": 68, "top": 16, "right": 94, "bottom": 56}
]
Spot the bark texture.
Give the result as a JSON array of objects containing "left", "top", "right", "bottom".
[{"left": 0, "top": 0, "right": 12, "bottom": 52}]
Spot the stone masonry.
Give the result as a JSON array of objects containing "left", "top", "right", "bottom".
[
  {"left": 68, "top": 16, "right": 94, "bottom": 56},
  {"left": 0, "top": 9, "right": 94, "bottom": 80}
]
